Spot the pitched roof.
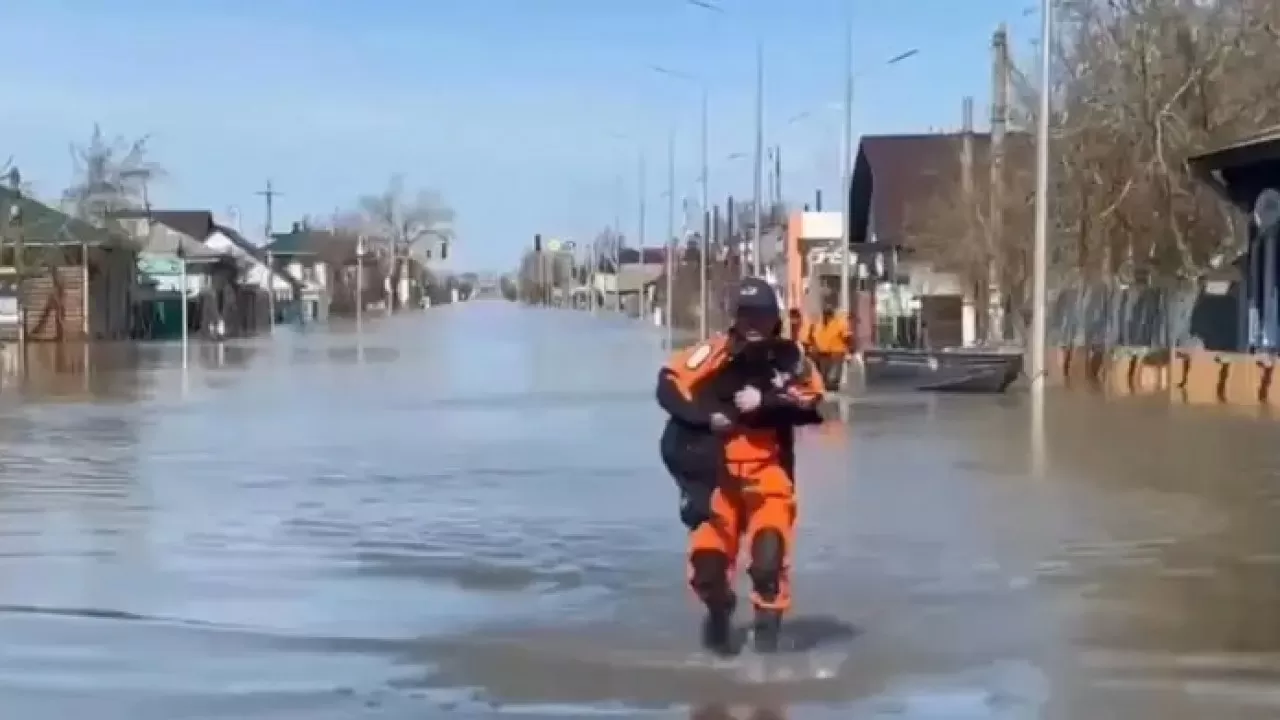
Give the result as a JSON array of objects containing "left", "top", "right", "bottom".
[
  {"left": 213, "top": 224, "right": 302, "bottom": 290},
  {"left": 266, "top": 225, "right": 369, "bottom": 265},
  {"left": 264, "top": 226, "right": 318, "bottom": 256},
  {"left": 849, "top": 131, "right": 1032, "bottom": 247},
  {"left": 618, "top": 246, "right": 668, "bottom": 264},
  {"left": 107, "top": 208, "right": 227, "bottom": 261},
  {"left": 1188, "top": 124, "right": 1280, "bottom": 171},
  {"left": 0, "top": 187, "right": 125, "bottom": 247},
  {"left": 1187, "top": 127, "right": 1280, "bottom": 213}
]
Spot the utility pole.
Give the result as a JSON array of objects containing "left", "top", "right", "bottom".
[
  {"left": 638, "top": 151, "right": 647, "bottom": 319},
  {"left": 666, "top": 128, "right": 676, "bottom": 346},
  {"left": 989, "top": 25, "right": 1009, "bottom": 344},
  {"left": 256, "top": 179, "right": 282, "bottom": 332},
  {"left": 834, "top": 0, "right": 855, "bottom": 319},
  {"left": 699, "top": 88, "right": 710, "bottom": 340},
  {"left": 838, "top": 0, "right": 854, "bottom": 387},
  {"left": 6, "top": 168, "right": 25, "bottom": 364},
  {"left": 751, "top": 39, "right": 765, "bottom": 277},
  {"left": 613, "top": 174, "right": 624, "bottom": 313},
  {"left": 1030, "top": 1, "right": 1052, "bottom": 399},
  {"left": 356, "top": 234, "right": 365, "bottom": 333}
]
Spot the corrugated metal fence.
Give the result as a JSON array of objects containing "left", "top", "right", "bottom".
[{"left": 1045, "top": 280, "right": 1239, "bottom": 351}]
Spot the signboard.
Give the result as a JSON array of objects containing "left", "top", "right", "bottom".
[
  {"left": 139, "top": 255, "right": 183, "bottom": 276},
  {"left": 806, "top": 245, "right": 848, "bottom": 268},
  {"left": 805, "top": 244, "right": 874, "bottom": 279}
]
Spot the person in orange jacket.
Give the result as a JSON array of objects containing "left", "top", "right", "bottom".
[
  {"left": 787, "top": 308, "right": 812, "bottom": 351},
  {"left": 808, "top": 301, "right": 853, "bottom": 391},
  {"left": 656, "top": 277, "right": 825, "bottom": 655}
]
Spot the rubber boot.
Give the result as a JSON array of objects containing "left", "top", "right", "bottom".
[
  {"left": 747, "top": 530, "right": 786, "bottom": 654},
  {"left": 690, "top": 550, "right": 736, "bottom": 656},
  {"left": 701, "top": 593, "right": 736, "bottom": 656},
  {"left": 752, "top": 606, "right": 783, "bottom": 653}
]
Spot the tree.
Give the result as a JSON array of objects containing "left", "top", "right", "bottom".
[
  {"left": 61, "top": 124, "right": 163, "bottom": 231},
  {"left": 352, "top": 174, "right": 454, "bottom": 310},
  {"left": 0, "top": 157, "right": 36, "bottom": 196},
  {"left": 907, "top": 0, "right": 1280, "bottom": 339}
]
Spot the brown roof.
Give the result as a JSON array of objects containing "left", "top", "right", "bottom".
[
  {"left": 112, "top": 209, "right": 216, "bottom": 240},
  {"left": 849, "top": 132, "right": 1031, "bottom": 247},
  {"left": 1188, "top": 125, "right": 1280, "bottom": 172},
  {"left": 618, "top": 246, "right": 668, "bottom": 264},
  {"left": 1187, "top": 126, "right": 1280, "bottom": 213}
]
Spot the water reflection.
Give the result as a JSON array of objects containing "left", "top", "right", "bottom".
[
  {"left": 690, "top": 705, "right": 786, "bottom": 720},
  {"left": 0, "top": 305, "right": 1279, "bottom": 717}
]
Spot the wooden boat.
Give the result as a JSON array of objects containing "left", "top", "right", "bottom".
[{"left": 860, "top": 349, "right": 1023, "bottom": 394}]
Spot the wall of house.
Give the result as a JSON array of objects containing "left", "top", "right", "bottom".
[
  {"left": 87, "top": 247, "right": 135, "bottom": 340},
  {"left": 21, "top": 266, "right": 86, "bottom": 341},
  {"left": 204, "top": 230, "right": 291, "bottom": 296}
]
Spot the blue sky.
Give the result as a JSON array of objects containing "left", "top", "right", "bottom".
[{"left": 1, "top": 0, "right": 1038, "bottom": 270}]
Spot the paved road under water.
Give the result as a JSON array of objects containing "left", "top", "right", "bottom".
[{"left": 2, "top": 303, "right": 1280, "bottom": 718}]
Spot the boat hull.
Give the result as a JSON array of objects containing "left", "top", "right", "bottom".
[{"left": 860, "top": 349, "right": 1023, "bottom": 394}]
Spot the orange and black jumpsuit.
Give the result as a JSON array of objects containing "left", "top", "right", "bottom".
[{"left": 656, "top": 332, "right": 824, "bottom": 615}]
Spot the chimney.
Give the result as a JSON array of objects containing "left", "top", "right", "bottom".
[
  {"left": 292, "top": 221, "right": 302, "bottom": 233},
  {"left": 815, "top": 189, "right": 823, "bottom": 211}
]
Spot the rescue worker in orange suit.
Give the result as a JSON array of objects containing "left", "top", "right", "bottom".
[
  {"left": 656, "top": 277, "right": 824, "bottom": 655},
  {"left": 809, "top": 301, "right": 853, "bottom": 392}
]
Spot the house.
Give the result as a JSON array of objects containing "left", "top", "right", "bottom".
[
  {"left": 0, "top": 186, "right": 136, "bottom": 342},
  {"left": 112, "top": 209, "right": 278, "bottom": 339},
  {"left": 617, "top": 262, "right": 664, "bottom": 318},
  {"left": 840, "top": 131, "right": 1033, "bottom": 347},
  {"left": 1188, "top": 126, "right": 1280, "bottom": 351},
  {"left": 266, "top": 222, "right": 382, "bottom": 317},
  {"left": 204, "top": 218, "right": 303, "bottom": 316}
]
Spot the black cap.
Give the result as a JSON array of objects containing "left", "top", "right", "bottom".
[{"left": 732, "top": 276, "right": 779, "bottom": 314}]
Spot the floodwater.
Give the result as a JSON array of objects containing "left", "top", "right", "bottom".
[{"left": 1, "top": 303, "right": 1279, "bottom": 719}]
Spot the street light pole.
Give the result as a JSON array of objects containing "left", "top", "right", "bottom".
[
  {"left": 638, "top": 150, "right": 647, "bottom": 319},
  {"left": 652, "top": 64, "right": 712, "bottom": 339},
  {"left": 613, "top": 173, "right": 624, "bottom": 312},
  {"left": 1029, "top": 0, "right": 1052, "bottom": 399},
  {"left": 699, "top": 87, "right": 710, "bottom": 340},
  {"left": 751, "top": 39, "right": 764, "bottom": 277},
  {"left": 838, "top": 0, "right": 854, "bottom": 327},
  {"left": 666, "top": 128, "right": 676, "bottom": 346}
]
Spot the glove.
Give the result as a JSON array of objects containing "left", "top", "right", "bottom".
[
  {"left": 679, "top": 482, "right": 715, "bottom": 530},
  {"left": 734, "top": 386, "right": 762, "bottom": 412}
]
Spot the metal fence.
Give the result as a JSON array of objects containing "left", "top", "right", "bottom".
[{"left": 1045, "top": 280, "right": 1239, "bottom": 351}]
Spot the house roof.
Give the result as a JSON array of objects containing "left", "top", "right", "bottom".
[
  {"left": 0, "top": 187, "right": 126, "bottom": 248},
  {"left": 1187, "top": 127, "right": 1280, "bottom": 213},
  {"left": 849, "top": 131, "right": 1032, "bottom": 247},
  {"left": 265, "top": 226, "right": 319, "bottom": 256},
  {"left": 1188, "top": 125, "right": 1280, "bottom": 173},
  {"left": 213, "top": 223, "right": 302, "bottom": 291},
  {"left": 108, "top": 208, "right": 225, "bottom": 261},
  {"left": 618, "top": 246, "right": 668, "bottom": 264},
  {"left": 148, "top": 210, "right": 216, "bottom": 240},
  {"left": 266, "top": 225, "right": 371, "bottom": 265}
]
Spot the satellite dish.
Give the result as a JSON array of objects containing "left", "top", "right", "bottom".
[{"left": 1254, "top": 188, "right": 1280, "bottom": 232}]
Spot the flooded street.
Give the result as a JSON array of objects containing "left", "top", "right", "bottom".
[{"left": 1, "top": 302, "right": 1280, "bottom": 718}]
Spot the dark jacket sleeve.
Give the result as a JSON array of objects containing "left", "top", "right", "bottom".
[
  {"left": 755, "top": 393, "right": 824, "bottom": 426},
  {"left": 748, "top": 341, "right": 824, "bottom": 426},
  {"left": 656, "top": 369, "right": 716, "bottom": 427}
]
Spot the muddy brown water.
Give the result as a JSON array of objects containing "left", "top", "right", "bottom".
[{"left": 0, "top": 302, "right": 1278, "bottom": 718}]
